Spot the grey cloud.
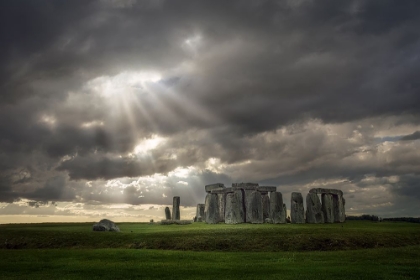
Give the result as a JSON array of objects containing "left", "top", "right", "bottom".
[
  {"left": 400, "top": 131, "right": 420, "bottom": 141},
  {"left": 1, "top": 0, "right": 420, "bottom": 216}
]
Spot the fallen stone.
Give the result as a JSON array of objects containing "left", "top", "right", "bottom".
[
  {"left": 204, "top": 193, "right": 220, "bottom": 224},
  {"left": 270, "top": 192, "right": 286, "bottom": 224},
  {"left": 205, "top": 183, "right": 225, "bottom": 193},
  {"left": 265, "top": 218, "right": 273, "bottom": 223},
  {"left": 322, "top": 193, "right": 335, "bottom": 223},
  {"left": 306, "top": 193, "right": 324, "bottom": 223},
  {"left": 165, "top": 206, "right": 171, "bottom": 220},
  {"left": 172, "top": 196, "right": 180, "bottom": 221},
  {"left": 160, "top": 220, "right": 193, "bottom": 225},
  {"left": 225, "top": 190, "right": 245, "bottom": 224},
  {"left": 290, "top": 192, "right": 305, "bottom": 224},
  {"left": 93, "top": 219, "right": 120, "bottom": 232}
]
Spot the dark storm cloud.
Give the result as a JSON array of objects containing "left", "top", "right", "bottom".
[
  {"left": 400, "top": 131, "right": 420, "bottom": 141},
  {"left": 1, "top": 0, "right": 420, "bottom": 216}
]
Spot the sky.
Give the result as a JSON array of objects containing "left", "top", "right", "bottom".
[{"left": 1, "top": 0, "right": 420, "bottom": 223}]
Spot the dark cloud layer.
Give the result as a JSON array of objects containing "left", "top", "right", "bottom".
[{"left": 1, "top": 0, "right": 420, "bottom": 218}]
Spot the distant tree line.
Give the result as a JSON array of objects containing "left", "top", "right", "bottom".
[
  {"left": 346, "top": 214, "right": 380, "bottom": 221},
  {"left": 382, "top": 217, "right": 420, "bottom": 223},
  {"left": 346, "top": 215, "right": 420, "bottom": 223}
]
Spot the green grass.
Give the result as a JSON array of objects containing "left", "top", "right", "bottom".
[
  {"left": 0, "top": 246, "right": 419, "bottom": 279},
  {"left": 0, "top": 221, "right": 419, "bottom": 279},
  {"left": 1, "top": 221, "right": 419, "bottom": 251}
]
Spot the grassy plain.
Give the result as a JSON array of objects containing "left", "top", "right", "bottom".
[{"left": 0, "top": 221, "right": 419, "bottom": 279}]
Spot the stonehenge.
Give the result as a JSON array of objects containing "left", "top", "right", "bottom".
[
  {"left": 269, "top": 192, "right": 286, "bottom": 224},
  {"left": 225, "top": 190, "right": 245, "bottom": 224},
  {"left": 165, "top": 206, "right": 171, "bottom": 220},
  {"left": 306, "top": 193, "right": 324, "bottom": 223},
  {"left": 290, "top": 192, "right": 305, "bottom": 224},
  {"left": 248, "top": 191, "right": 264, "bottom": 223},
  {"left": 195, "top": 204, "right": 205, "bottom": 222},
  {"left": 204, "top": 193, "right": 220, "bottom": 224},
  {"left": 164, "top": 185, "right": 346, "bottom": 225},
  {"left": 172, "top": 196, "right": 180, "bottom": 221}
]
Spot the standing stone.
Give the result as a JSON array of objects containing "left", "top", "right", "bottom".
[
  {"left": 270, "top": 192, "right": 286, "bottom": 224},
  {"left": 281, "top": 204, "right": 287, "bottom": 223},
  {"left": 333, "top": 195, "right": 346, "bottom": 223},
  {"left": 261, "top": 193, "right": 270, "bottom": 220},
  {"left": 196, "top": 204, "right": 205, "bottom": 222},
  {"left": 172, "top": 196, "right": 180, "bottom": 221},
  {"left": 306, "top": 193, "right": 324, "bottom": 223},
  {"left": 217, "top": 193, "right": 226, "bottom": 222},
  {"left": 246, "top": 191, "right": 263, "bottom": 224},
  {"left": 165, "top": 207, "right": 171, "bottom": 220},
  {"left": 322, "top": 193, "right": 334, "bottom": 223},
  {"left": 291, "top": 192, "right": 305, "bottom": 224},
  {"left": 225, "top": 190, "right": 245, "bottom": 224},
  {"left": 204, "top": 193, "right": 220, "bottom": 224}
]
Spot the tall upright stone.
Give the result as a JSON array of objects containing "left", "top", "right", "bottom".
[
  {"left": 172, "top": 196, "right": 180, "bottom": 221},
  {"left": 261, "top": 193, "right": 270, "bottom": 220},
  {"left": 322, "top": 193, "right": 334, "bottom": 223},
  {"left": 270, "top": 191, "right": 286, "bottom": 224},
  {"left": 309, "top": 188, "right": 345, "bottom": 223},
  {"left": 306, "top": 193, "right": 324, "bottom": 223},
  {"left": 225, "top": 190, "right": 245, "bottom": 224},
  {"left": 217, "top": 193, "right": 226, "bottom": 222},
  {"left": 165, "top": 206, "right": 171, "bottom": 220},
  {"left": 247, "top": 191, "right": 263, "bottom": 224},
  {"left": 204, "top": 193, "right": 220, "bottom": 224},
  {"left": 196, "top": 204, "right": 205, "bottom": 222},
  {"left": 291, "top": 192, "right": 305, "bottom": 224},
  {"left": 333, "top": 195, "right": 346, "bottom": 223},
  {"left": 281, "top": 203, "right": 287, "bottom": 223}
]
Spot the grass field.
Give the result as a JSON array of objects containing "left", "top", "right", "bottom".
[{"left": 1, "top": 221, "right": 419, "bottom": 279}]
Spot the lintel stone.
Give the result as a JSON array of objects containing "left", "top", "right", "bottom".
[
  {"left": 257, "top": 186, "right": 277, "bottom": 192},
  {"left": 205, "top": 183, "right": 225, "bottom": 193}
]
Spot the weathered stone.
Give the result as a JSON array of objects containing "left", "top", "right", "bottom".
[
  {"left": 244, "top": 189, "right": 254, "bottom": 222},
  {"left": 322, "top": 193, "right": 334, "bottom": 223},
  {"left": 93, "top": 219, "right": 120, "bottom": 232},
  {"left": 281, "top": 203, "right": 287, "bottom": 223},
  {"left": 196, "top": 204, "right": 205, "bottom": 221},
  {"left": 306, "top": 193, "right": 324, "bottom": 223},
  {"left": 265, "top": 218, "right": 273, "bottom": 223},
  {"left": 262, "top": 193, "right": 270, "bottom": 220},
  {"left": 291, "top": 192, "right": 305, "bottom": 224},
  {"left": 232, "top": 182, "right": 259, "bottom": 188},
  {"left": 172, "top": 196, "right": 180, "bottom": 221},
  {"left": 246, "top": 191, "right": 263, "bottom": 223},
  {"left": 257, "top": 186, "right": 277, "bottom": 192},
  {"left": 205, "top": 183, "right": 225, "bottom": 193},
  {"left": 225, "top": 190, "right": 245, "bottom": 224},
  {"left": 333, "top": 195, "right": 346, "bottom": 223},
  {"left": 217, "top": 193, "right": 226, "bottom": 222},
  {"left": 204, "top": 193, "right": 220, "bottom": 224},
  {"left": 269, "top": 192, "right": 286, "bottom": 224},
  {"left": 165, "top": 206, "right": 171, "bottom": 220},
  {"left": 309, "top": 188, "right": 343, "bottom": 196}
]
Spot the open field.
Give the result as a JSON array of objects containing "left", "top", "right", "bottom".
[{"left": 1, "top": 221, "right": 419, "bottom": 279}]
